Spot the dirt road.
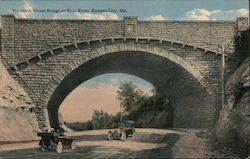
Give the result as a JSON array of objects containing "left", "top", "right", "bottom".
[{"left": 0, "top": 128, "right": 211, "bottom": 159}]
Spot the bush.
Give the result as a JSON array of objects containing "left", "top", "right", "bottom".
[{"left": 65, "top": 121, "right": 93, "bottom": 131}]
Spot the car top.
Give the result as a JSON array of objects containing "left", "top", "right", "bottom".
[{"left": 122, "top": 120, "right": 135, "bottom": 124}]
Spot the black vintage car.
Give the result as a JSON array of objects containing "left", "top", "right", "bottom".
[{"left": 37, "top": 128, "right": 76, "bottom": 153}]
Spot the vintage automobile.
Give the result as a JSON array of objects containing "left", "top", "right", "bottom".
[
  {"left": 107, "top": 120, "right": 135, "bottom": 141},
  {"left": 37, "top": 128, "right": 76, "bottom": 153}
]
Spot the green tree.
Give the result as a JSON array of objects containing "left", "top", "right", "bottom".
[
  {"left": 91, "top": 109, "right": 112, "bottom": 129},
  {"left": 117, "top": 81, "right": 143, "bottom": 113}
]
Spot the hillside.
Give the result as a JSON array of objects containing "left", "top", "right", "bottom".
[
  {"left": 136, "top": 110, "right": 173, "bottom": 128},
  {"left": 214, "top": 57, "right": 250, "bottom": 157},
  {"left": 0, "top": 61, "right": 39, "bottom": 141}
]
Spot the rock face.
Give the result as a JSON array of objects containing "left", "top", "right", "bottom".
[
  {"left": 214, "top": 57, "right": 250, "bottom": 156},
  {"left": 0, "top": 61, "right": 39, "bottom": 141}
]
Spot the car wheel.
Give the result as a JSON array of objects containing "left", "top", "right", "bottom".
[
  {"left": 41, "top": 141, "right": 46, "bottom": 151},
  {"left": 41, "top": 138, "right": 52, "bottom": 151},
  {"left": 107, "top": 133, "right": 113, "bottom": 140},
  {"left": 41, "top": 145, "right": 46, "bottom": 152},
  {"left": 56, "top": 141, "right": 63, "bottom": 154},
  {"left": 71, "top": 140, "right": 76, "bottom": 150},
  {"left": 120, "top": 133, "right": 126, "bottom": 141}
]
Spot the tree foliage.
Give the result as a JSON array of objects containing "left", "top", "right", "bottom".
[
  {"left": 117, "top": 81, "right": 143, "bottom": 113},
  {"left": 117, "top": 81, "right": 173, "bottom": 121}
]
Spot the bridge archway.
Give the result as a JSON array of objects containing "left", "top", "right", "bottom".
[{"left": 36, "top": 42, "right": 215, "bottom": 128}]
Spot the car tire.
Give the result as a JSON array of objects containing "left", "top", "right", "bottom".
[
  {"left": 107, "top": 133, "right": 113, "bottom": 140},
  {"left": 120, "top": 133, "right": 126, "bottom": 141},
  {"left": 41, "top": 138, "right": 53, "bottom": 151},
  {"left": 56, "top": 141, "right": 63, "bottom": 154},
  {"left": 41, "top": 145, "right": 46, "bottom": 152},
  {"left": 41, "top": 141, "right": 46, "bottom": 151},
  {"left": 71, "top": 140, "right": 76, "bottom": 150}
]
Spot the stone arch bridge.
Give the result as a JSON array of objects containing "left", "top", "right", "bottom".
[{"left": 0, "top": 15, "right": 248, "bottom": 129}]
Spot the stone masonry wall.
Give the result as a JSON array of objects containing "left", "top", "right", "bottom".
[
  {"left": 0, "top": 15, "right": 247, "bottom": 129},
  {"left": 12, "top": 42, "right": 223, "bottom": 128},
  {"left": 1, "top": 15, "right": 246, "bottom": 66}
]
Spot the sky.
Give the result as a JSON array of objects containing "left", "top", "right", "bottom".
[
  {"left": 0, "top": 0, "right": 249, "bottom": 122},
  {"left": 0, "top": 0, "right": 249, "bottom": 21},
  {"left": 59, "top": 73, "right": 153, "bottom": 122}
]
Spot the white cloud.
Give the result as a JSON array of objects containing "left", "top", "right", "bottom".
[
  {"left": 15, "top": 0, "right": 33, "bottom": 18},
  {"left": 237, "top": 8, "right": 249, "bottom": 16},
  {"left": 211, "top": 8, "right": 249, "bottom": 20},
  {"left": 146, "top": 15, "right": 167, "bottom": 21},
  {"left": 184, "top": 8, "right": 249, "bottom": 21},
  {"left": 211, "top": 10, "right": 221, "bottom": 14},
  {"left": 185, "top": 8, "right": 212, "bottom": 21},
  {"left": 53, "top": 12, "right": 119, "bottom": 20}
]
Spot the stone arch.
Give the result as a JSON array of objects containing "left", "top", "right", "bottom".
[
  {"left": 10, "top": 37, "right": 223, "bottom": 72},
  {"left": 32, "top": 42, "right": 216, "bottom": 129},
  {"left": 39, "top": 43, "right": 214, "bottom": 103}
]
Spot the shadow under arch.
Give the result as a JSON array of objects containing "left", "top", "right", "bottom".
[{"left": 46, "top": 51, "right": 214, "bottom": 129}]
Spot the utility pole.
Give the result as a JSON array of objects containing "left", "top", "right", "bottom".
[
  {"left": 154, "top": 88, "right": 156, "bottom": 112},
  {"left": 221, "top": 44, "right": 225, "bottom": 108},
  {"left": 120, "top": 100, "right": 122, "bottom": 122}
]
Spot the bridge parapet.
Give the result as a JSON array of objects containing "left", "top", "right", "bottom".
[
  {"left": 124, "top": 16, "right": 138, "bottom": 36},
  {"left": 0, "top": 15, "right": 240, "bottom": 66}
]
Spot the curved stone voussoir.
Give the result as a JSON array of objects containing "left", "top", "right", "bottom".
[
  {"left": 10, "top": 37, "right": 223, "bottom": 71},
  {"left": 39, "top": 42, "right": 213, "bottom": 105}
]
